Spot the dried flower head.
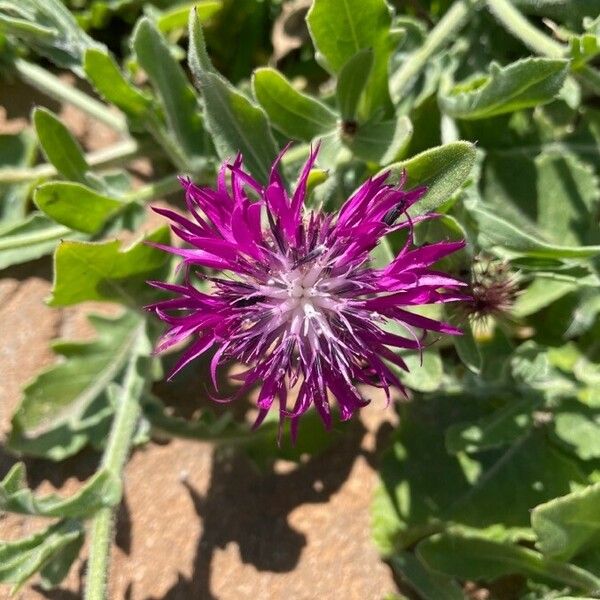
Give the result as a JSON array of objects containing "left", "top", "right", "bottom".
[
  {"left": 466, "top": 255, "right": 520, "bottom": 335},
  {"left": 147, "top": 146, "right": 467, "bottom": 437}
]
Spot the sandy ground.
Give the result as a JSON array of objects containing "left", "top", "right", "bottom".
[{"left": 0, "top": 76, "right": 399, "bottom": 600}]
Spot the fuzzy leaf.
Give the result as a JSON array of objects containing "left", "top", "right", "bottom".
[
  {"left": 34, "top": 182, "right": 124, "bottom": 234},
  {"left": 307, "top": 0, "right": 395, "bottom": 117},
  {"left": 133, "top": 18, "right": 205, "bottom": 163},
  {"left": 384, "top": 142, "right": 476, "bottom": 216},
  {"left": 344, "top": 116, "right": 412, "bottom": 165},
  {"left": 469, "top": 204, "right": 600, "bottom": 260},
  {"left": 0, "top": 213, "right": 78, "bottom": 271},
  {"left": 439, "top": 58, "right": 569, "bottom": 120},
  {"left": 0, "top": 520, "right": 83, "bottom": 594},
  {"left": 49, "top": 227, "right": 170, "bottom": 306},
  {"left": 0, "top": 0, "right": 104, "bottom": 72},
  {"left": 7, "top": 311, "right": 144, "bottom": 460},
  {"left": 417, "top": 531, "right": 600, "bottom": 592},
  {"left": 532, "top": 482, "right": 600, "bottom": 561},
  {"left": 336, "top": 49, "right": 374, "bottom": 121},
  {"left": 157, "top": 0, "right": 222, "bottom": 33},
  {"left": 33, "top": 107, "right": 88, "bottom": 184},
  {"left": 0, "top": 463, "right": 121, "bottom": 518},
  {"left": 253, "top": 67, "right": 338, "bottom": 142},
  {"left": 83, "top": 48, "right": 154, "bottom": 118},
  {"left": 188, "top": 12, "right": 278, "bottom": 184}
]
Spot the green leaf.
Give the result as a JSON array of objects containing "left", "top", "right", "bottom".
[
  {"left": 372, "top": 397, "right": 587, "bottom": 555},
  {"left": 569, "top": 32, "right": 600, "bottom": 69},
  {"left": 33, "top": 107, "right": 88, "bottom": 184},
  {"left": 532, "top": 483, "right": 600, "bottom": 561},
  {"left": 417, "top": 531, "right": 600, "bottom": 592},
  {"left": 49, "top": 227, "right": 170, "bottom": 306},
  {"left": 38, "top": 533, "right": 83, "bottom": 590},
  {"left": 83, "top": 48, "right": 154, "bottom": 119},
  {"left": 446, "top": 398, "right": 538, "bottom": 454},
  {"left": 336, "top": 49, "right": 374, "bottom": 121},
  {"left": 0, "top": 131, "right": 37, "bottom": 222},
  {"left": 390, "top": 553, "right": 467, "bottom": 600},
  {"left": 307, "top": 0, "right": 395, "bottom": 117},
  {"left": 439, "top": 58, "right": 569, "bottom": 120},
  {"left": 188, "top": 12, "right": 278, "bottom": 184},
  {"left": 0, "top": 520, "right": 83, "bottom": 594},
  {"left": 157, "top": 0, "right": 222, "bottom": 33},
  {"left": 0, "top": 0, "right": 104, "bottom": 72},
  {"left": 0, "top": 463, "right": 121, "bottom": 518},
  {"left": 132, "top": 18, "right": 205, "bottom": 164},
  {"left": 397, "top": 350, "right": 443, "bottom": 392},
  {"left": 253, "top": 67, "right": 338, "bottom": 142},
  {"left": 383, "top": 142, "right": 476, "bottom": 216},
  {"left": 344, "top": 116, "right": 413, "bottom": 165},
  {"left": 468, "top": 204, "right": 600, "bottom": 260},
  {"left": 443, "top": 305, "right": 482, "bottom": 374},
  {"left": 553, "top": 402, "right": 600, "bottom": 461},
  {"left": 34, "top": 182, "right": 124, "bottom": 234},
  {"left": 0, "top": 213, "right": 78, "bottom": 271},
  {"left": 514, "top": 279, "right": 577, "bottom": 317},
  {"left": 8, "top": 311, "right": 144, "bottom": 460}
]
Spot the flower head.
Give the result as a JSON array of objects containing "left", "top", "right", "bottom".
[{"left": 147, "top": 146, "right": 466, "bottom": 437}]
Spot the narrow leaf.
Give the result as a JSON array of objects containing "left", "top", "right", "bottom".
[
  {"left": 336, "top": 49, "right": 374, "bottom": 121},
  {"left": 33, "top": 107, "right": 88, "bottom": 184}
]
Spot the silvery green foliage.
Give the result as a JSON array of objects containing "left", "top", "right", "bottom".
[{"left": 0, "top": 0, "right": 599, "bottom": 596}]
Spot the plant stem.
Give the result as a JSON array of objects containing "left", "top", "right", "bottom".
[
  {"left": 390, "top": 0, "right": 477, "bottom": 102},
  {"left": 84, "top": 341, "right": 145, "bottom": 600},
  {"left": 486, "top": 0, "right": 564, "bottom": 57},
  {"left": 124, "top": 172, "right": 183, "bottom": 204},
  {"left": 13, "top": 58, "right": 128, "bottom": 133},
  {"left": 0, "top": 138, "right": 141, "bottom": 184}
]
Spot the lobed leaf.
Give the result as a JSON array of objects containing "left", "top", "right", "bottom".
[
  {"left": 0, "top": 520, "right": 83, "bottom": 594},
  {"left": 439, "top": 58, "right": 569, "bottom": 120},
  {"left": 48, "top": 226, "right": 170, "bottom": 306},
  {"left": 8, "top": 311, "right": 144, "bottom": 460},
  {"left": 0, "top": 463, "right": 121, "bottom": 518}
]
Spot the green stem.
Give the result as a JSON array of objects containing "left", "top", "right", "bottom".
[
  {"left": 123, "top": 172, "right": 183, "bottom": 204},
  {"left": 84, "top": 341, "right": 145, "bottom": 600},
  {"left": 486, "top": 0, "right": 564, "bottom": 57},
  {"left": 390, "top": 0, "right": 476, "bottom": 101},
  {"left": 146, "top": 113, "right": 192, "bottom": 174},
  {"left": 14, "top": 59, "right": 128, "bottom": 133},
  {"left": 0, "top": 138, "right": 141, "bottom": 184}
]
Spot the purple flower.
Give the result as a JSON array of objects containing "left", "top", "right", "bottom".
[{"left": 147, "top": 146, "right": 467, "bottom": 437}]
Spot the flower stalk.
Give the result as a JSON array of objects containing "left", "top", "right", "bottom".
[
  {"left": 13, "top": 58, "right": 128, "bottom": 134},
  {"left": 84, "top": 336, "right": 146, "bottom": 600}
]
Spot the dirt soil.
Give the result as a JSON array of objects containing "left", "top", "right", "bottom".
[{"left": 0, "top": 77, "right": 399, "bottom": 600}]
